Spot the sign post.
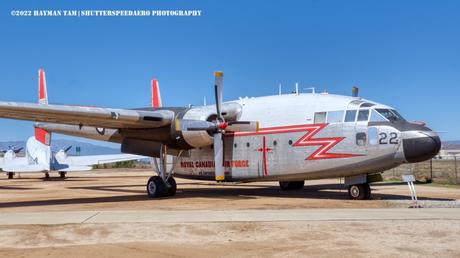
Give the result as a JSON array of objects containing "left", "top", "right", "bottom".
[{"left": 402, "top": 175, "right": 419, "bottom": 208}]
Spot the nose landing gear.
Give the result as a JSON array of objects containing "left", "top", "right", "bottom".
[{"left": 348, "top": 183, "right": 371, "bottom": 200}]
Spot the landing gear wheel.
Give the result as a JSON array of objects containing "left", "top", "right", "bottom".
[
  {"left": 365, "top": 183, "right": 371, "bottom": 200},
  {"left": 279, "top": 181, "right": 305, "bottom": 190},
  {"left": 146, "top": 176, "right": 167, "bottom": 198},
  {"left": 7, "top": 172, "right": 14, "bottom": 179},
  {"left": 348, "top": 183, "right": 370, "bottom": 200},
  {"left": 59, "top": 172, "right": 67, "bottom": 179},
  {"left": 165, "top": 177, "right": 177, "bottom": 196}
]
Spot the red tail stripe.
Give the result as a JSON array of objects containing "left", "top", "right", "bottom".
[
  {"left": 38, "top": 68, "right": 46, "bottom": 102},
  {"left": 151, "top": 79, "right": 161, "bottom": 108},
  {"left": 35, "top": 127, "right": 50, "bottom": 146}
]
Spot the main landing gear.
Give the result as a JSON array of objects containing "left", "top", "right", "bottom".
[
  {"left": 279, "top": 181, "right": 305, "bottom": 190},
  {"left": 348, "top": 183, "right": 371, "bottom": 200},
  {"left": 7, "top": 172, "right": 14, "bottom": 179},
  {"left": 59, "top": 172, "right": 67, "bottom": 179},
  {"left": 146, "top": 145, "right": 182, "bottom": 198}
]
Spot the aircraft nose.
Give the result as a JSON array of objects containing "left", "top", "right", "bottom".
[{"left": 403, "top": 134, "right": 441, "bottom": 163}]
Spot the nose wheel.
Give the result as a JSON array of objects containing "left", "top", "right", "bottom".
[{"left": 348, "top": 183, "right": 371, "bottom": 200}]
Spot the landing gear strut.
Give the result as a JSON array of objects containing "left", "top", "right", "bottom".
[
  {"left": 146, "top": 145, "right": 182, "bottom": 198},
  {"left": 279, "top": 181, "right": 305, "bottom": 190},
  {"left": 7, "top": 172, "right": 14, "bottom": 179},
  {"left": 348, "top": 183, "right": 371, "bottom": 200}
]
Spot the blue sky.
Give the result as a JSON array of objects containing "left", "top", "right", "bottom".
[{"left": 0, "top": 0, "right": 459, "bottom": 145}]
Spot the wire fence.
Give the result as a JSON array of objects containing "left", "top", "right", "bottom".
[{"left": 383, "top": 156, "right": 459, "bottom": 184}]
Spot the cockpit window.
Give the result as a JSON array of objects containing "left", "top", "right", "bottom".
[
  {"left": 360, "top": 103, "right": 375, "bottom": 108},
  {"left": 375, "top": 109, "right": 405, "bottom": 122},
  {"left": 369, "top": 109, "right": 387, "bottom": 122},
  {"left": 357, "top": 109, "right": 369, "bottom": 121}
]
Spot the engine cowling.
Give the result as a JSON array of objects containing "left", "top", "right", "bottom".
[{"left": 178, "top": 102, "right": 243, "bottom": 148}]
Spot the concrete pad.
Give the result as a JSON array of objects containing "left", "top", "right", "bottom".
[{"left": 0, "top": 208, "right": 459, "bottom": 225}]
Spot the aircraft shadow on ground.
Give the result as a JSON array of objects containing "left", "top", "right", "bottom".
[
  {"left": 0, "top": 183, "right": 454, "bottom": 209},
  {"left": 0, "top": 185, "right": 41, "bottom": 190}
]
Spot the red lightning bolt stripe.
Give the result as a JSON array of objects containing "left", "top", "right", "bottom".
[
  {"left": 292, "top": 124, "right": 361, "bottom": 160},
  {"left": 227, "top": 123, "right": 362, "bottom": 160}
]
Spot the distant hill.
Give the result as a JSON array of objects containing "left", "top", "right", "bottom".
[
  {"left": 443, "top": 140, "right": 460, "bottom": 150},
  {"left": 0, "top": 139, "right": 121, "bottom": 155}
]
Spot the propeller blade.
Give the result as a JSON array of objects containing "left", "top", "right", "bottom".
[
  {"left": 213, "top": 133, "right": 224, "bottom": 181},
  {"left": 177, "top": 119, "right": 217, "bottom": 132},
  {"left": 214, "top": 71, "right": 224, "bottom": 122},
  {"left": 226, "top": 121, "right": 259, "bottom": 132},
  {"left": 64, "top": 146, "right": 73, "bottom": 153},
  {"left": 14, "top": 147, "right": 23, "bottom": 154}
]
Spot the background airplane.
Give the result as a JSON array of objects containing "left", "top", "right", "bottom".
[
  {"left": 0, "top": 71, "right": 441, "bottom": 199},
  {"left": 1, "top": 69, "right": 145, "bottom": 179}
]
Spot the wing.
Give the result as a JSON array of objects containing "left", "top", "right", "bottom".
[
  {"left": 0, "top": 157, "right": 28, "bottom": 169},
  {"left": 59, "top": 154, "right": 144, "bottom": 166},
  {"left": 2, "top": 164, "right": 48, "bottom": 173},
  {"left": 0, "top": 102, "right": 174, "bottom": 129}
]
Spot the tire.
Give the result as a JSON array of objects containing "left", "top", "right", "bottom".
[
  {"left": 348, "top": 184, "right": 367, "bottom": 200},
  {"left": 165, "top": 177, "right": 177, "bottom": 196},
  {"left": 279, "top": 181, "right": 305, "bottom": 190},
  {"left": 365, "top": 183, "right": 371, "bottom": 200},
  {"left": 7, "top": 172, "right": 14, "bottom": 179},
  {"left": 146, "top": 176, "right": 167, "bottom": 198},
  {"left": 59, "top": 172, "right": 66, "bottom": 179}
]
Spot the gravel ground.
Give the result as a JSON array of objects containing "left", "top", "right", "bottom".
[{"left": 1, "top": 169, "right": 459, "bottom": 257}]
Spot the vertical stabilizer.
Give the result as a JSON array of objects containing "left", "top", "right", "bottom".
[
  {"left": 38, "top": 68, "right": 48, "bottom": 105},
  {"left": 35, "top": 68, "right": 51, "bottom": 146},
  {"left": 151, "top": 79, "right": 162, "bottom": 108}
]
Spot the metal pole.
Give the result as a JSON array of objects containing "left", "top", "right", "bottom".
[
  {"left": 455, "top": 155, "right": 458, "bottom": 185},
  {"left": 430, "top": 159, "right": 433, "bottom": 181}
]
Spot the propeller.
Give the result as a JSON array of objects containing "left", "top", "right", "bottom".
[
  {"left": 182, "top": 71, "right": 259, "bottom": 182},
  {"left": 1, "top": 146, "right": 23, "bottom": 154},
  {"left": 212, "top": 72, "right": 225, "bottom": 181},
  {"left": 63, "top": 146, "right": 73, "bottom": 153}
]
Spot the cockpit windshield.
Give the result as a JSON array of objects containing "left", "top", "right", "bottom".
[{"left": 375, "top": 109, "right": 405, "bottom": 122}]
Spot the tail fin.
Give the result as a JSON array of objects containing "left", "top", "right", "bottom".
[
  {"left": 38, "top": 68, "right": 48, "bottom": 105},
  {"left": 36, "top": 68, "right": 51, "bottom": 145},
  {"left": 151, "top": 79, "right": 162, "bottom": 108}
]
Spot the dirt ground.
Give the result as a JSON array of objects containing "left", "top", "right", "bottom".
[{"left": 1, "top": 168, "right": 460, "bottom": 257}]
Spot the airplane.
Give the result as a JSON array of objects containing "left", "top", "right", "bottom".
[
  {"left": 0, "top": 70, "right": 441, "bottom": 199},
  {"left": 0, "top": 68, "right": 145, "bottom": 179}
]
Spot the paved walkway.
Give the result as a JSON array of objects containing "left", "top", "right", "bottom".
[{"left": 0, "top": 208, "right": 459, "bottom": 225}]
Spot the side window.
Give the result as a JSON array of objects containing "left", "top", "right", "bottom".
[
  {"left": 357, "top": 109, "right": 369, "bottom": 122},
  {"left": 368, "top": 127, "right": 378, "bottom": 145},
  {"left": 356, "top": 132, "right": 367, "bottom": 146},
  {"left": 327, "top": 111, "right": 344, "bottom": 123},
  {"left": 314, "top": 112, "right": 327, "bottom": 124},
  {"left": 344, "top": 110, "right": 357, "bottom": 122}
]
